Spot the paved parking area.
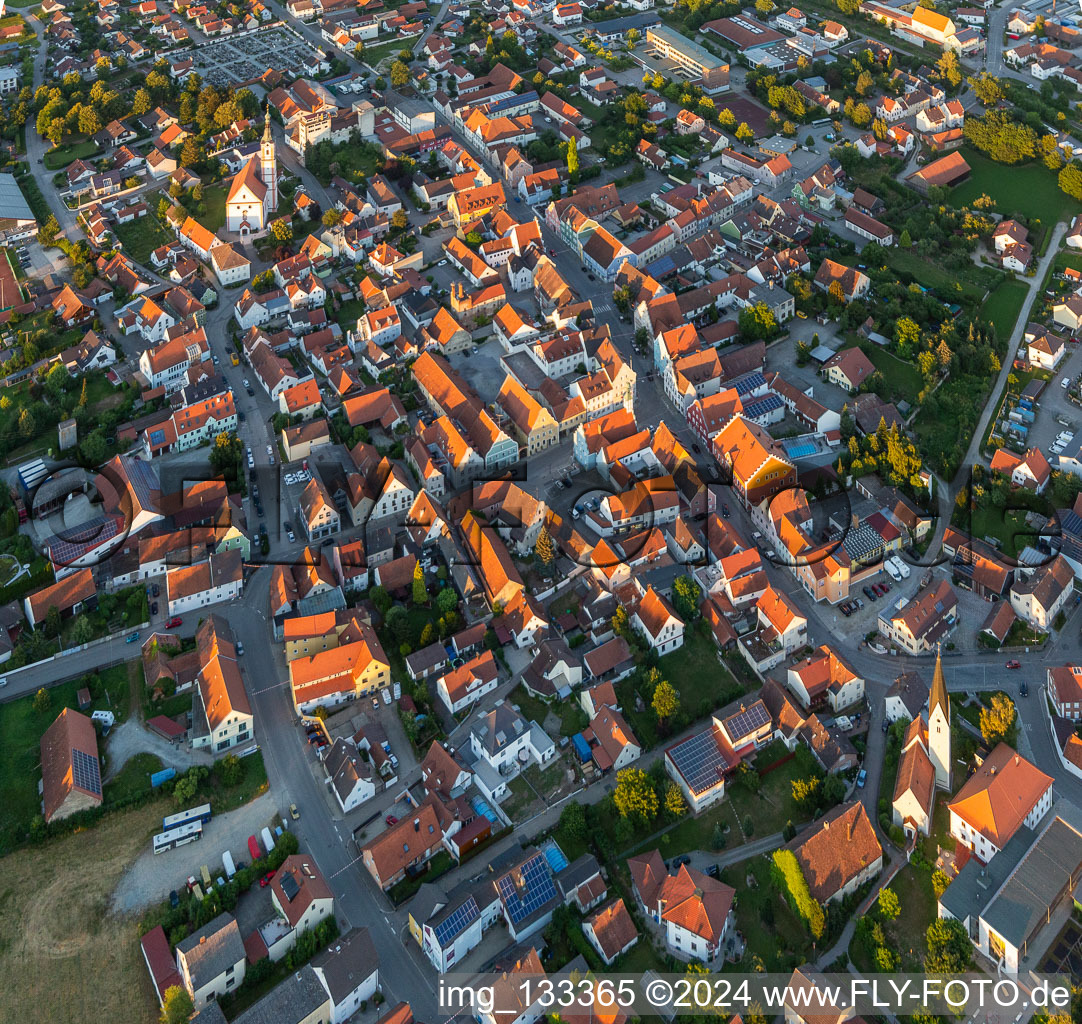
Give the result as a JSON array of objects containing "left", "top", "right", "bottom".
[{"left": 455, "top": 336, "right": 506, "bottom": 403}]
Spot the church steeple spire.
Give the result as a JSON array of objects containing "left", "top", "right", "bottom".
[
  {"left": 260, "top": 114, "right": 277, "bottom": 215},
  {"left": 930, "top": 642, "right": 949, "bottom": 723},
  {"left": 262, "top": 114, "right": 273, "bottom": 144}
]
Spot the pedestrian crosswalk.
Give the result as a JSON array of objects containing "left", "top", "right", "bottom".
[{"left": 594, "top": 301, "right": 613, "bottom": 314}]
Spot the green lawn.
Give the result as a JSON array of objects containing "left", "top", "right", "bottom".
[
  {"left": 113, "top": 212, "right": 173, "bottom": 265},
  {"left": 627, "top": 743, "right": 821, "bottom": 859},
  {"left": 510, "top": 685, "right": 587, "bottom": 738},
  {"left": 0, "top": 663, "right": 134, "bottom": 854},
  {"left": 980, "top": 278, "right": 1030, "bottom": 336},
  {"left": 860, "top": 344, "right": 923, "bottom": 405},
  {"left": 360, "top": 37, "right": 410, "bottom": 69},
  {"left": 966, "top": 506, "right": 1031, "bottom": 557},
  {"left": 720, "top": 857, "right": 813, "bottom": 973},
  {"left": 951, "top": 147, "right": 1082, "bottom": 226},
  {"left": 619, "top": 628, "right": 746, "bottom": 750},
  {"left": 202, "top": 184, "right": 227, "bottom": 232},
  {"left": 884, "top": 247, "right": 986, "bottom": 301},
  {"left": 43, "top": 138, "right": 99, "bottom": 171},
  {"left": 103, "top": 752, "right": 163, "bottom": 804}
]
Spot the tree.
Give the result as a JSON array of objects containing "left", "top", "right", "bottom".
[
  {"left": 160, "top": 986, "right": 195, "bottom": 1024},
  {"left": 391, "top": 208, "right": 408, "bottom": 231},
  {"left": 390, "top": 61, "right": 410, "bottom": 89},
  {"left": 967, "top": 73, "right": 1004, "bottom": 107},
  {"left": 878, "top": 887, "right": 900, "bottom": 921},
  {"left": 612, "top": 767, "right": 658, "bottom": 822},
  {"left": 270, "top": 218, "right": 293, "bottom": 244},
  {"left": 534, "top": 526, "right": 555, "bottom": 569},
  {"left": 566, "top": 134, "right": 579, "bottom": 177},
  {"left": 37, "top": 213, "right": 60, "bottom": 246},
  {"left": 925, "top": 918, "right": 972, "bottom": 973},
  {"left": 70, "top": 616, "right": 94, "bottom": 645},
  {"left": 1060, "top": 162, "right": 1082, "bottom": 201},
  {"left": 219, "top": 753, "right": 243, "bottom": 785},
  {"left": 17, "top": 407, "right": 35, "bottom": 439},
  {"left": 412, "top": 561, "right": 427, "bottom": 605},
  {"left": 738, "top": 301, "right": 778, "bottom": 340},
  {"left": 735, "top": 122, "right": 753, "bottom": 143},
  {"left": 370, "top": 584, "right": 392, "bottom": 615},
  {"left": 937, "top": 49, "right": 962, "bottom": 88},
  {"left": 179, "top": 138, "right": 201, "bottom": 167},
  {"left": 899, "top": 228, "right": 912, "bottom": 248},
  {"left": 436, "top": 587, "right": 458, "bottom": 614},
  {"left": 979, "top": 693, "right": 1017, "bottom": 747},
  {"left": 627, "top": 27, "right": 640, "bottom": 46},
  {"left": 33, "top": 687, "right": 51, "bottom": 715},
  {"left": 791, "top": 776, "right": 819, "bottom": 813},
  {"left": 322, "top": 208, "right": 341, "bottom": 227},
  {"left": 611, "top": 605, "right": 631, "bottom": 638},
  {"left": 931, "top": 869, "right": 951, "bottom": 899},
  {"left": 652, "top": 680, "right": 678, "bottom": 723},
  {"left": 558, "top": 801, "right": 587, "bottom": 842},
  {"left": 671, "top": 574, "right": 699, "bottom": 620},
  {"left": 664, "top": 781, "right": 686, "bottom": 816}
]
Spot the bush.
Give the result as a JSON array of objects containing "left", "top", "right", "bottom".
[{"left": 771, "top": 849, "right": 824, "bottom": 940}]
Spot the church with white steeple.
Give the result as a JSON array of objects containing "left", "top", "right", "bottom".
[
  {"left": 224, "top": 117, "right": 277, "bottom": 236},
  {"left": 890, "top": 646, "right": 952, "bottom": 840}
]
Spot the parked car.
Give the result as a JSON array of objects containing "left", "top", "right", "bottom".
[
  {"left": 882, "top": 719, "right": 889, "bottom": 733},
  {"left": 721, "top": 504, "right": 730, "bottom": 518},
  {"left": 386, "top": 815, "right": 398, "bottom": 826},
  {"left": 840, "top": 603, "right": 851, "bottom": 617},
  {"left": 170, "top": 890, "right": 179, "bottom": 908},
  {"left": 167, "top": 616, "right": 182, "bottom": 628},
  {"left": 1020, "top": 680, "right": 1029, "bottom": 697},
  {"left": 236, "top": 641, "right": 244, "bottom": 656},
  {"left": 856, "top": 769, "right": 867, "bottom": 789},
  {"left": 289, "top": 803, "right": 300, "bottom": 820},
  {"left": 151, "top": 602, "right": 158, "bottom": 615},
  {"left": 152, "top": 584, "right": 160, "bottom": 597},
  {"left": 125, "top": 631, "right": 140, "bottom": 643},
  {"left": 259, "top": 872, "right": 275, "bottom": 888},
  {"left": 863, "top": 585, "right": 877, "bottom": 601},
  {"left": 691, "top": 442, "right": 701, "bottom": 453},
  {"left": 1006, "top": 659, "right": 1021, "bottom": 669}
]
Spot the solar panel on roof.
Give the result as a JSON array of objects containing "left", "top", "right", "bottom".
[
  {"left": 281, "top": 872, "right": 300, "bottom": 902},
  {"left": 72, "top": 748, "right": 102, "bottom": 796},
  {"left": 497, "top": 853, "right": 557, "bottom": 925},
  {"left": 667, "top": 729, "right": 729, "bottom": 795},
  {"left": 724, "top": 702, "right": 770, "bottom": 741},
  {"left": 433, "top": 896, "right": 480, "bottom": 947}
]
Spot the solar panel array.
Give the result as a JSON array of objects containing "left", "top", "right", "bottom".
[
  {"left": 723, "top": 701, "right": 770, "bottom": 742},
  {"left": 433, "top": 896, "right": 480, "bottom": 947},
  {"left": 667, "top": 729, "right": 729, "bottom": 795},
  {"left": 72, "top": 748, "right": 102, "bottom": 796},
  {"left": 497, "top": 853, "right": 557, "bottom": 925},
  {"left": 46, "top": 515, "right": 122, "bottom": 566}
]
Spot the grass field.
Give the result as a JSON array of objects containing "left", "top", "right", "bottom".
[
  {"left": 884, "top": 247, "right": 987, "bottom": 301},
  {"left": 42, "top": 139, "right": 99, "bottom": 171},
  {"left": 952, "top": 147, "right": 1082, "bottom": 226},
  {"left": 0, "top": 803, "right": 162, "bottom": 1024},
  {"left": 113, "top": 213, "right": 172, "bottom": 265},
  {"left": 966, "top": 506, "right": 1032, "bottom": 557},
  {"left": 0, "top": 664, "right": 133, "bottom": 854},
  {"left": 360, "top": 38, "right": 410, "bottom": 69},
  {"left": 202, "top": 184, "right": 227, "bottom": 232},
  {"left": 980, "top": 278, "right": 1030, "bottom": 336},
  {"left": 861, "top": 344, "right": 924, "bottom": 404}
]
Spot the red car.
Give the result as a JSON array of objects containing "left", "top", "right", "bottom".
[
  {"left": 259, "top": 871, "right": 275, "bottom": 888},
  {"left": 385, "top": 815, "right": 398, "bottom": 826},
  {"left": 1006, "top": 659, "right": 1021, "bottom": 669},
  {"left": 166, "top": 616, "right": 182, "bottom": 628},
  {"left": 248, "top": 835, "right": 262, "bottom": 860}
]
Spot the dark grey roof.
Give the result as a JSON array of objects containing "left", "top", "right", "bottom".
[
  {"left": 473, "top": 703, "right": 528, "bottom": 756},
  {"left": 176, "top": 914, "right": 245, "bottom": 991},
  {"left": 310, "top": 928, "right": 379, "bottom": 1004},
  {"left": 555, "top": 853, "right": 604, "bottom": 898},
  {"left": 232, "top": 965, "right": 328, "bottom": 1024},
  {"left": 324, "top": 737, "right": 372, "bottom": 804},
  {"left": 886, "top": 672, "right": 927, "bottom": 719},
  {"left": 190, "top": 1003, "right": 229, "bottom": 1024},
  {"left": 939, "top": 826, "right": 1031, "bottom": 926},
  {"left": 980, "top": 810, "right": 1082, "bottom": 948}
]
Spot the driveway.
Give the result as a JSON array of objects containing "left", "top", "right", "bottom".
[{"left": 103, "top": 717, "right": 216, "bottom": 782}]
